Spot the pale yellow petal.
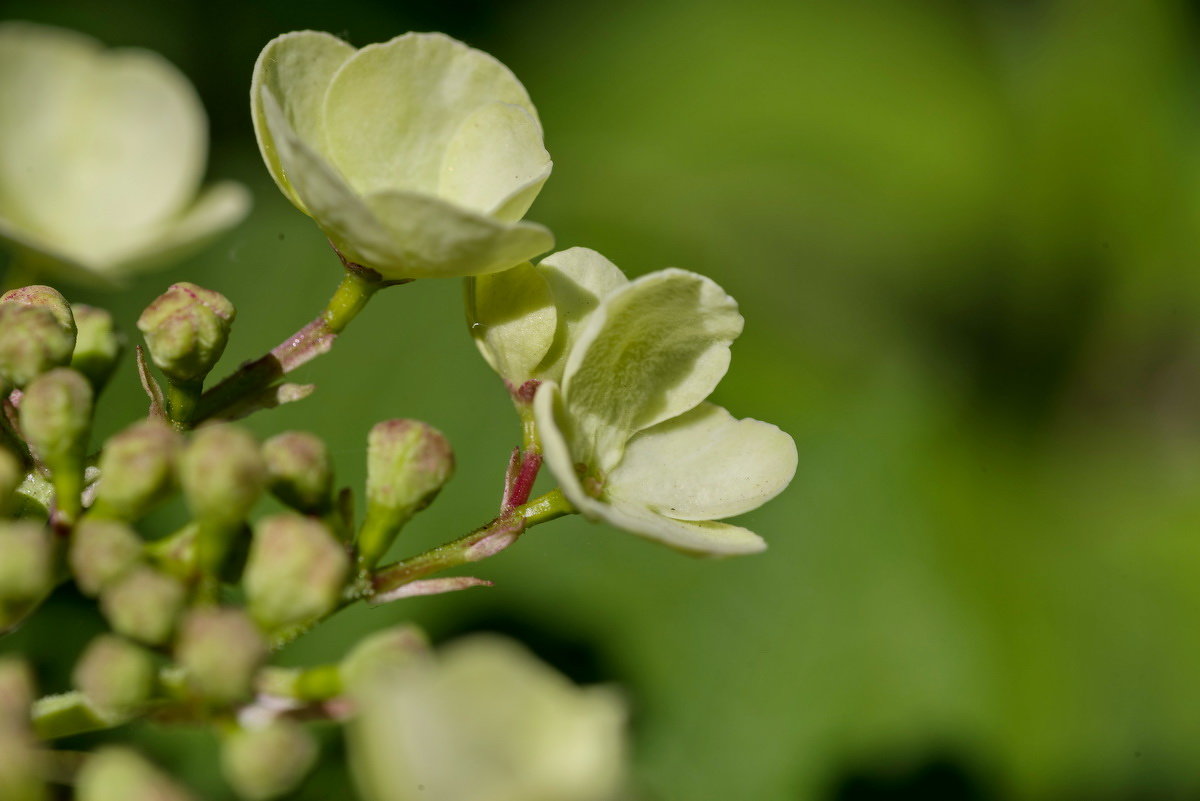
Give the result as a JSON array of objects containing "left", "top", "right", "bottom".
[
  {"left": 532, "top": 248, "right": 629, "bottom": 383},
  {"left": 561, "top": 269, "right": 743, "bottom": 472},
  {"left": 606, "top": 403, "right": 797, "bottom": 521},
  {"left": 361, "top": 191, "right": 553, "bottom": 279},
  {"left": 0, "top": 26, "right": 204, "bottom": 247},
  {"left": 323, "top": 32, "right": 536, "bottom": 197},
  {"left": 439, "top": 102, "right": 551, "bottom": 221},
  {"left": 465, "top": 264, "right": 556, "bottom": 384},
  {"left": 251, "top": 31, "right": 355, "bottom": 205}
]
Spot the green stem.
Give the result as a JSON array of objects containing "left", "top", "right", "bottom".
[
  {"left": 257, "top": 664, "right": 343, "bottom": 702},
  {"left": 195, "top": 267, "right": 402, "bottom": 423},
  {"left": 50, "top": 462, "right": 82, "bottom": 525},
  {"left": 164, "top": 377, "right": 202, "bottom": 430},
  {"left": 371, "top": 489, "right": 573, "bottom": 595}
]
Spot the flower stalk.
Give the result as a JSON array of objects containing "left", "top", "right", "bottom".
[{"left": 195, "top": 262, "right": 402, "bottom": 423}]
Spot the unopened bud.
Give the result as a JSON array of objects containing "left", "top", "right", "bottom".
[
  {"left": 137, "top": 282, "right": 234, "bottom": 383},
  {"left": 359, "top": 420, "right": 454, "bottom": 565},
  {"left": 0, "top": 658, "right": 34, "bottom": 730},
  {"left": 0, "top": 302, "right": 74, "bottom": 388},
  {"left": 262, "top": 431, "right": 333, "bottom": 514},
  {"left": 19, "top": 368, "right": 92, "bottom": 472},
  {"left": 73, "top": 635, "right": 156, "bottom": 719},
  {"left": 77, "top": 747, "right": 195, "bottom": 801},
  {"left": 69, "top": 519, "right": 142, "bottom": 597},
  {"left": 1, "top": 286, "right": 73, "bottom": 330},
  {"left": 0, "top": 659, "right": 42, "bottom": 801},
  {"left": 100, "top": 566, "right": 185, "bottom": 645},
  {"left": 244, "top": 514, "right": 349, "bottom": 630},
  {"left": 0, "top": 522, "right": 52, "bottom": 603},
  {"left": 92, "top": 420, "right": 181, "bottom": 521},
  {"left": 0, "top": 659, "right": 41, "bottom": 801},
  {"left": 0, "top": 448, "right": 20, "bottom": 516},
  {"left": 179, "top": 424, "right": 265, "bottom": 527},
  {"left": 221, "top": 720, "right": 318, "bottom": 801},
  {"left": 176, "top": 607, "right": 267, "bottom": 706},
  {"left": 339, "top": 624, "right": 429, "bottom": 689},
  {"left": 0, "top": 728, "right": 44, "bottom": 801},
  {"left": 70, "top": 305, "right": 124, "bottom": 392}
]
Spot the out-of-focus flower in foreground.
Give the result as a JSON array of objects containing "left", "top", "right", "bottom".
[
  {"left": 0, "top": 22, "right": 249, "bottom": 284},
  {"left": 532, "top": 262, "right": 797, "bottom": 556},
  {"left": 251, "top": 31, "right": 553, "bottom": 280},
  {"left": 350, "top": 634, "right": 627, "bottom": 801}
]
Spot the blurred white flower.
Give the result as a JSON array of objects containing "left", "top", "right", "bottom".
[
  {"left": 349, "top": 634, "right": 627, "bottom": 801},
  {"left": 251, "top": 31, "right": 553, "bottom": 280},
  {"left": 0, "top": 22, "right": 249, "bottom": 284}
]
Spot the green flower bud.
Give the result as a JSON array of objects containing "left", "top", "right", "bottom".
[
  {"left": 339, "top": 624, "right": 429, "bottom": 689},
  {"left": 179, "top": 424, "right": 265, "bottom": 527},
  {"left": 222, "top": 720, "right": 318, "bottom": 801},
  {"left": 0, "top": 660, "right": 41, "bottom": 801},
  {"left": 244, "top": 513, "right": 349, "bottom": 630},
  {"left": 261, "top": 431, "right": 333, "bottom": 514},
  {"left": 91, "top": 420, "right": 181, "bottom": 521},
  {"left": 0, "top": 302, "right": 74, "bottom": 388},
  {"left": 0, "top": 728, "right": 44, "bottom": 801},
  {"left": 0, "top": 657, "right": 34, "bottom": 731},
  {"left": 0, "top": 447, "right": 21, "bottom": 516},
  {"left": 136, "top": 282, "right": 235, "bottom": 384},
  {"left": 70, "top": 305, "right": 124, "bottom": 392},
  {"left": 69, "top": 519, "right": 142, "bottom": 596},
  {"left": 77, "top": 747, "right": 195, "bottom": 801},
  {"left": 18, "top": 368, "right": 92, "bottom": 473},
  {"left": 175, "top": 607, "right": 267, "bottom": 706},
  {"left": 359, "top": 420, "right": 454, "bottom": 566},
  {"left": 0, "top": 522, "right": 52, "bottom": 603},
  {"left": 0, "top": 285, "right": 74, "bottom": 331},
  {"left": 100, "top": 566, "right": 185, "bottom": 645},
  {"left": 72, "top": 635, "right": 156, "bottom": 719}
]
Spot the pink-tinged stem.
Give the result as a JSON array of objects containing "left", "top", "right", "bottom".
[
  {"left": 371, "top": 490, "right": 572, "bottom": 596},
  {"left": 195, "top": 262, "right": 407, "bottom": 423}
]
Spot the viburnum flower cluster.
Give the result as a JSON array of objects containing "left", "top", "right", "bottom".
[{"left": 0, "top": 23, "right": 796, "bottom": 801}]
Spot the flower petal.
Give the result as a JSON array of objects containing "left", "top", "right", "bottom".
[
  {"left": 439, "top": 102, "right": 551, "bottom": 222},
  {"left": 361, "top": 191, "right": 554, "bottom": 279},
  {"left": 533, "top": 248, "right": 629, "bottom": 382},
  {"left": 534, "top": 380, "right": 590, "bottom": 501},
  {"left": 323, "top": 32, "right": 537, "bottom": 198},
  {"left": 561, "top": 269, "right": 743, "bottom": 473},
  {"left": 259, "top": 88, "right": 400, "bottom": 266},
  {"left": 535, "top": 382, "right": 762, "bottom": 556},
  {"left": 581, "top": 497, "right": 767, "bottom": 557},
  {"left": 263, "top": 88, "right": 552, "bottom": 280},
  {"left": 251, "top": 31, "right": 355, "bottom": 208},
  {"left": 104, "top": 181, "right": 251, "bottom": 278},
  {"left": 606, "top": 403, "right": 797, "bottom": 521},
  {"left": 465, "top": 263, "right": 556, "bottom": 384},
  {"left": 0, "top": 24, "right": 205, "bottom": 249}
]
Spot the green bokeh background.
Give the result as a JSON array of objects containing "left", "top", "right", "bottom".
[{"left": 6, "top": 0, "right": 1200, "bottom": 798}]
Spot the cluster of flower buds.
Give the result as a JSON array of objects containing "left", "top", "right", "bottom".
[{"left": 0, "top": 279, "right": 481, "bottom": 798}]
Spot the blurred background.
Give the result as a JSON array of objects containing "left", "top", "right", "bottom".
[{"left": 5, "top": 0, "right": 1200, "bottom": 798}]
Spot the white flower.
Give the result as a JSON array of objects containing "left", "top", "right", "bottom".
[
  {"left": 525, "top": 256, "right": 797, "bottom": 556},
  {"left": 349, "top": 635, "right": 627, "bottom": 801},
  {"left": 0, "top": 22, "right": 249, "bottom": 284},
  {"left": 251, "top": 31, "right": 553, "bottom": 280}
]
